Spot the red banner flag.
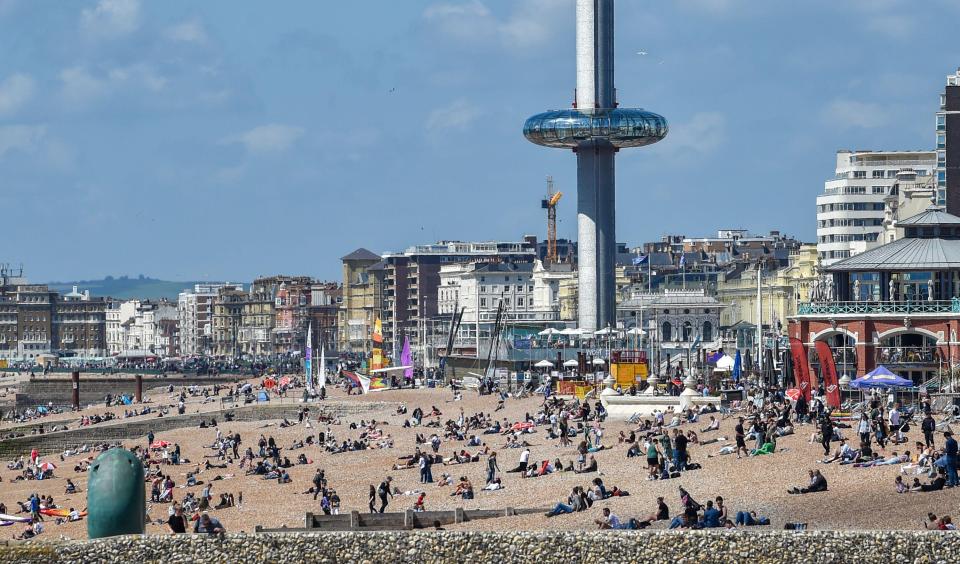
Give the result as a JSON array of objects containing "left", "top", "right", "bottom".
[
  {"left": 789, "top": 337, "right": 812, "bottom": 402},
  {"left": 814, "top": 340, "right": 842, "bottom": 408}
]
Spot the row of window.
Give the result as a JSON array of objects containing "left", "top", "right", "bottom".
[
  {"left": 818, "top": 218, "right": 884, "bottom": 228},
  {"left": 817, "top": 202, "right": 885, "bottom": 212},
  {"left": 818, "top": 233, "right": 880, "bottom": 243},
  {"left": 661, "top": 321, "right": 713, "bottom": 342}
]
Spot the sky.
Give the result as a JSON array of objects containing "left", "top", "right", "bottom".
[{"left": 3, "top": 0, "right": 960, "bottom": 283}]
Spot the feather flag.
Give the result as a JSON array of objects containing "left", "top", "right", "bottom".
[{"left": 401, "top": 336, "right": 413, "bottom": 380}]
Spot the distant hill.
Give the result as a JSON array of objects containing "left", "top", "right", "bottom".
[{"left": 45, "top": 276, "right": 234, "bottom": 301}]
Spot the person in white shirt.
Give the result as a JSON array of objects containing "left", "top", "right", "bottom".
[
  {"left": 889, "top": 404, "right": 902, "bottom": 441},
  {"left": 506, "top": 448, "right": 530, "bottom": 473}
]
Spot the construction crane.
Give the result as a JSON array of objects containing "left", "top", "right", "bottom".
[{"left": 541, "top": 176, "right": 563, "bottom": 265}]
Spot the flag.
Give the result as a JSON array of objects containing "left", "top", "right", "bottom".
[
  {"left": 679, "top": 254, "right": 686, "bottom": 268},
  {"left": 318, "top": 341, "right": 327, "bottom": 389},
  {"left": 401, "top": 336, "right": 413, "bottom": 380},
  {"left": 372, "top": 318, "right": 383, "bottom": 344},
  {"left": 691, "top": 332, "right": 701, "bottom": 350},
  {"left": 632, "top": 254, "right": 648, "bottom": 266},
  {"left": 733, "top": 349, "right": 742, "bottom": 381},
  {"left": 305, "top": 323, "right": 313, "bottom": 389}
]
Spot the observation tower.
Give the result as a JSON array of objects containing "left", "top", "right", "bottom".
[{"left": 524, "top": 0, "right": 667, "bottom": 332}]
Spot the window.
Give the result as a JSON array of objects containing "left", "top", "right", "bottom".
[
  {"left": 703, "top": 322, "right": 713, "bottom": 342},
  {"left": 516, "top": 285, "right": 523, "bottom": 292},
  {"left": 517, "top": 298, "right": 524, "bottom": 307},
  {"left": 853, "top": 171, "right": 866, "bottom": 179},
  {"left": 528, "top": 285, "right": 534, "bottom": 292},
  {"left": 938, "top": 133, "right": 946, "bottom": 149},
  {"left": 480, "top": 298, "right": 487, "bottom": 308},
  {"left": 661, "top": 322, "right": 672, "bottom": 341},
  {"left": 480, "top": 286, "right": 486, "bottom": 293},
  {"left": 872, "top": 186, "right": 885, "bottom": 194},
  {"left": 872, "top": 170, "right": 884, "bottom": 179}
]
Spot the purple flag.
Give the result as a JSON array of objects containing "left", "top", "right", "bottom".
[{"left": 401, "top": 336, "right": 413, "bottom": 380}]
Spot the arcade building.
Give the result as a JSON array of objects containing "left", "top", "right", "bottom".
[{"left": 789, "top": 208, "right": 960, "bottom": 387}]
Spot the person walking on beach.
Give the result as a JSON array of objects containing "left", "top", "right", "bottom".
[
  {"left": 377, "top": 477, "right": 393, "bottom": 513},
  {"left": 486, "top": 451, "right": 500, "bottom": 484},
  {"left": 368, "top": 485, "right": 376, "bottom": 514}
]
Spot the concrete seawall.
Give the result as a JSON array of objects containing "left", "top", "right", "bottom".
[
  {"left": 14, "top": 374, "right": 252, "bottom": 409},
  {"left": 0, "top": 530, "right": 957, "bottom": 564}
]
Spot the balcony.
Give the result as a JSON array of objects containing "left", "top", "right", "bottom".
[
  {"left": 797, "top": 299, "right": 960, "bottom": 316},
  {"left": 875, "top": 346, "right": 941, "bottom": 366}
]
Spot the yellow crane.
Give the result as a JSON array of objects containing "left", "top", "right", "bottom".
[{"left": 541, "top": 176, "right": 563, "bottom": 264}]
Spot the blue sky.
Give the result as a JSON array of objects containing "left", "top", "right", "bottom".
[{"left": 2, "top": 0, "right": 959, "bottom": 282}]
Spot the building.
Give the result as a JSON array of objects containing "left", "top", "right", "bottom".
[
  {"left": 817, "top": 150, "right": 936, "bottom": 265},
  {"left": 108, "top": 300, "right": 178, "bottom": 356},
  {"left": 307, "top": 282, "right": 341, "bottom": 353},
  {"left": 381, "top": 240, "right": 538, "bottom": 352},
  {"left": 524, "top": 0, "right": 667, "bottom": 332},
  {"left": 337, "top": 248, "right": 384, "bottom": 354},
  {"left": 178, "top": 283, "right": 243, "bottom": 356},
  {"left": 715, "top": 244, "right": 819, "bottom": 353},
  {"left": 438, "top": 260, "right": 574, "bottom": 355},
  {"left": 0, "top": 267, "right": 106, "bottom": 361},
  {"left": 617, "top": 289, "right": 724, "bottom": 355},
  {"left": 790, "top": 207, "right": 960, "bottom": 385},
  {"left": 212, "top": 287, "right": 246, "bottom": 357},
  {"left": 938, "top": 68, "right": 960, "bottom": 211},
  {"left": 881, "top": 169, "right": 938, "bottom": 245}
]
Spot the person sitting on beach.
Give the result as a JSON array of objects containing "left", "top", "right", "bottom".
[
  {"left": 787, "top": 469, "right": 827, "bottom": 494},
  {"left": 698, "top": 500, "right": 722, "bottom": 528},
  {"left": 576, "top": 455, "right": 598, "bottom": 474},
  {"left": 895, "top": 476, "right": 908, "bottom": 493},
  {"left": 700, "top": 417, "right": 720, "bottom": 433},
  {"left": 913, "top": 470, "right": 947, "bottom": 492},
  {"left": 545, "top": 486, "right": 588, "bottom": 517},
  {"left": 734, "top": 510, "right": 770, "bottom": 526},
  {"left": 483, "top": 477, "right": 503, "bottom": 491},
  {"left": 594, "top": 507, "right": 627, "bottom": 529}
]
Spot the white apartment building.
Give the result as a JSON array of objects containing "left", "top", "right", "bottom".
[
  {"left": 178, "top": 283, "right": 242, "bottom": 356},
  {"left": 817, "top": 150, "right": 936, "bottom": 265},
  {"left": 106, "top": 299, "right": 178, "bottom": 356},
  {"left": 438, "top": 260, "right": 574, "bottom": 348}
]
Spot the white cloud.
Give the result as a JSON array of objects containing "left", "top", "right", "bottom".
[
  {"left": 0, "top": 73, "right": 34, "bottom": 116},
  {"left": 58, "top": 64, "right": 167, "bottom": 110},
  {"left": 822, "top": 99, "right": 889, "bottom": 129},
  {"left": 223, "top": 124, "right": 305, "bottom": 154},
  {"left": 426, "top": 99, "right": 482, "bottom": 132},
  {"left": 59, "top": 67, "right": 107, "bottom": 109},
  {"left": 865, "top": 14, "right": 918, "bottom": 40},
  {"left": 165, "top": 18, "right": 207, "bottom": 44},
  {"left": 654, "top": 112, "right": 726, "bottom": 155},
  {"left": 423, "top": 0, "right": 569, "bottom": 50},
  {"left": 80, "top": 0, "right": 141, "bottom": 40},
  {"left": 0, "top": 124, "right": 46, "bottom": 159}
]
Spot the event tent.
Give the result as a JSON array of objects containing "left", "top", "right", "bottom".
[{"left": 849, "top": 365, "right": 914, "bottom": 389}]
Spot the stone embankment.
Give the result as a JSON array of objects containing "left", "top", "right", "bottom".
[{"left": 1, "top": 530, "right": 958, "bottom": 564}]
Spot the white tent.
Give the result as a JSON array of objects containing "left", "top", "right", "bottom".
[
  {"left": 594, "top": 327, "right": 617, "bottom": 336},
  {"left": 592, "top": 358, "right": 606, "bottom": 365},
  {"left": 563, "top": 359, "right": 579, "bottom": 368},
  {"left": 534, "top": 359, "right": 555, "bottom": 368},
  {"left": 625, "top": 327, "right": 646, "bottom": 336},
  {"left": 560, "top": 328, "right": 585, "bottom": 336},
  {"left": 538, "top": 328, "right": 561, "bottom": 336},
  {"left": 715, "top": 354, "right": 735, "bottom": 371}
]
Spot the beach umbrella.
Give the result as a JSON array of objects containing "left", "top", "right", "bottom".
[
  {"left": 278, "top": 376, "right": 291, "bottom": 387},
  {"left": 151, "top": 440, "right": 170, "bottom": 449},
  {"left": 264, "top": 378, "right": 276, "bottom": 389},
  {"left": 534, "top": 359, "right": 554, "bottom": 368},
  {"left": 592, "top": 358, "right": 606, "bottom": 365},
  {"left": 785, "top": 388, "right": 801, "bottom": 402},
  {"left": 625, "top": 327, "right": 646, "bottom": 336},
  {"left": 538, "top": 328, "right": 560, "bottom": 336},
  {"left": 715, "top": 355, "right": 734, "bottom": 371},
  {"left": 594, "top": 327, "right": 616, "bottom": 336},
  {"left": 38, "top": 462, "right": 56, "bottom": 472},
  {"left": 732, "top": 350, "right": 742, "bottom": 381},
  {"left": 563, "top": 359, "right": 579, "bottom": 368}
]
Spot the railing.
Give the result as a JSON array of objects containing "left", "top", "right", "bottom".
[
  {"left": 797, "top": 299, "right": 960, "bottom": 315},
  {"left": 875, "top": 347, "right": 941, "bottom": 365},
  {"left": 809, "top": 347, "right": 857, "bottom": 367}
]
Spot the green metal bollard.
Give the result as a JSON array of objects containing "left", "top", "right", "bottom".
[{"left": 87, "top": 448, "right": 145, "bottom": 539}]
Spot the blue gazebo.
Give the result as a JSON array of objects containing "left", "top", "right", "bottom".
[{"left": 849, "top": 365, "right": 915, "bottom": 389}]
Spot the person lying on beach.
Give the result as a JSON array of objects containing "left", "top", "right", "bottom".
[{"left": 787, "top": 469, "right": 827, "bottom": 494}]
